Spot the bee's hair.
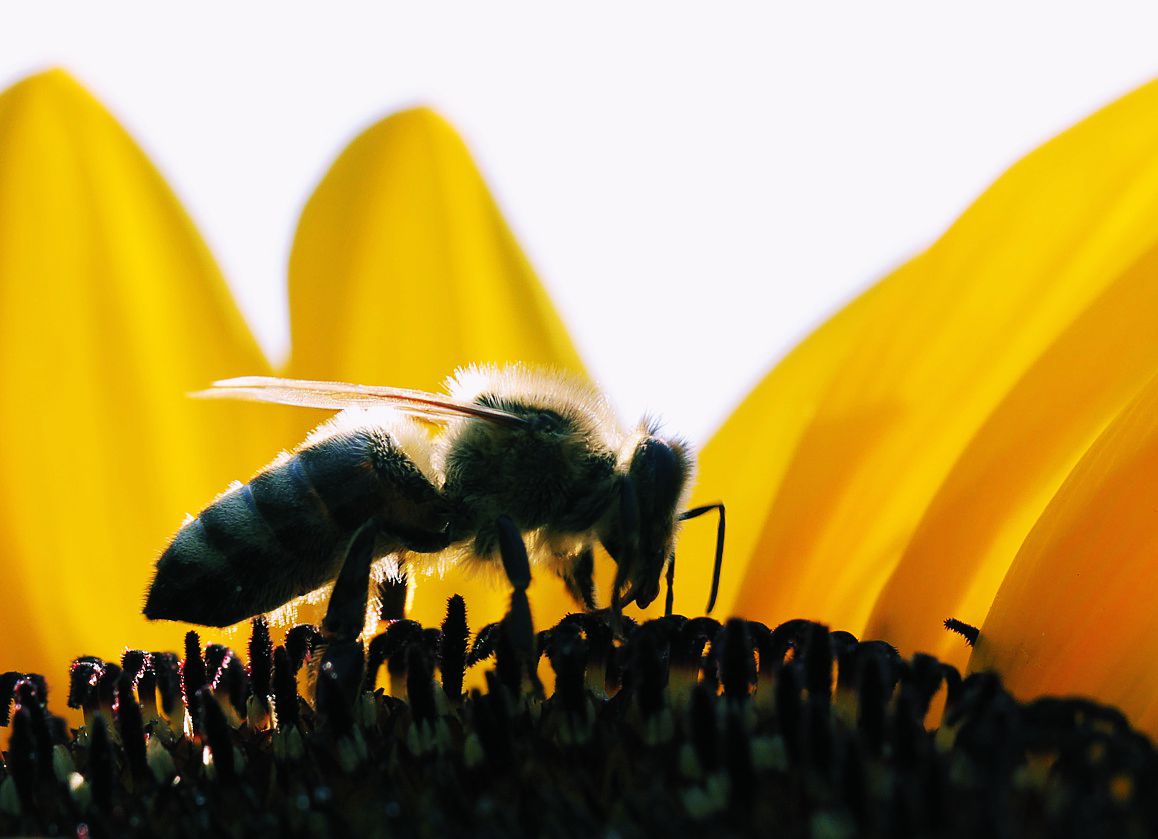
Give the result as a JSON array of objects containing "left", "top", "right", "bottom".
[
  {"left": 302, "top": 408, "right": 438, "bottom": 485},
  {"left": 444, "top": 363, "right": 625, "bottom": 449},
  {"left": 446, "top": 363, "right": 698, "bottom": 516}
]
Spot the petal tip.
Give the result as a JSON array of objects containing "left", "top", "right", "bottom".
[
  {"left": 364, "top": 104, "right": 461, "bottom": 149},
  {"left": 3, "top": 66, "right": 90, "bottom": 102}
]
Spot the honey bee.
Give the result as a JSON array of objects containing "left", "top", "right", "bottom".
[{"left": 144, "top": 365, "right": 725, "bottom": 627}]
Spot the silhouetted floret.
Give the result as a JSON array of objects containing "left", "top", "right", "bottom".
[
  {"left": 0, "top": 670, "right": 21, "bottom": 726},
  {"left": 213, "top": 652, "right": 250, "bottom": 719},
  {"left": 776, "top": 662, "right": 804, "bottom": 763},
  {"left": 151, "top": 651, "right": 182, "bottom": 716},
  {"left": 439, "top": 594, "right": 469, "bottom": 702},
  {"left": 629, "top": 623, "right": 669, "bottom": 718},
  {"left": 546, "top": 620, "right": 588, "bottom": 715},
  {"left": 248, "top": 615, "right": 273, "bottom": 712},
  {"left": 378, "top": 570, "right": 409, "bottom": 622},
  {"left": 718, "top": 617, "right": 755, "bottom": 700},
  {"left": 2, "top": 595, "right": 1156, "bottom": 838},
  {"left": 136, "top": 656, "right": 158, "bottom": 715},
  {"left": 904, "top": 652, "right": 946, "bottom": 719},
  {"left": 198, "top": 687, "right": 236, "bottom": 780},
  {"left": 182, "top": 630, "right": 207, "bottom": 729},
  {"left": 802, "top": 622, "right": 833, "bottom": 705},
  {"left": 856, "top": 649, "right": 888, "bottom": 757},
  {"left": 115, "top": 671, "right": 147, "bottom": 781},
  {"left": 406, "top": 643, "right": 437, "bottom": 725},
  {"left": 285, "top": 624, "right": 322, "bottom": 672},
  {"left": 67, "top": 657, "right": 103, "bottom": 712},
  {"left": 121, "top": 649, "right": 149, "bottom": 684},
  {"left": 94, "top": 662, "right": 122, "bottom": 720},
  {"left": 204, "top": 643, "right": 230, "bottom": 683},
  {"left": 467, "top": 621, "right": 501, "bottom": 667},
  {"left": 7, "top": 707, "right": 38, "bottom": 810},
  {"left": 316, "top": 640, "right": 365, "bottom": 735},
  {"left": 271, "top": 645, "right": 300, "bottom": 731},
  {"left": 943, "top": 617, "right": 980, "bottom": 647},
  {"left": 690, "top": 682, "right": 720, "bottom": 773},
  {"left": 88, "top": 713, "right": 115, "bottom": 810}
]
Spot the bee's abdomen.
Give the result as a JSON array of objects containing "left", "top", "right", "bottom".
[
  {"left": 145, "top": 425, "right": 447, "bottom": 627},
  {"left": 247, "top": 458, "right": 338, "bottom": 557}
]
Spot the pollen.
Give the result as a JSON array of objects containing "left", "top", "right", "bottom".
[{"left": 1110, "top": 773, "right": 1134, "bottom": 804}]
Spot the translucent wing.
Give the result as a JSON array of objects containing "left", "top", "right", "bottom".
[{"left": 193, "top": 376, "right": 528, "bottom": 428}]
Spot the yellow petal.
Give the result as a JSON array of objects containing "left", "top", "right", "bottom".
[
  {"left": 666, "top": 284, "right": 885, "bottom": 619},
  {"left": 697, "top": 78, "right": 1158, "bottom": 639},
  {"left": 287, "top": 107, "right": 586, "bottom": 631},
  {"left": 969, "top": 370, "right": 1158, "bottom": 737},
  {"left": 0, "top": 70, "right": 278, "bottom": 692}
]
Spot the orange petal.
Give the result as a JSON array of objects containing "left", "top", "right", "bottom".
[
  {"left": 969, "top": 370, "right": 1158, "bottom": 738},
  {"left": 287, "top": 107, "right": 586, "bottom": 631},
  {"left": 0, "top": 70, "right": 279, "bottom": 698}
]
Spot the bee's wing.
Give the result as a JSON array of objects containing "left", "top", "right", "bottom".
[{"left": 193, "top": 376, "right": 528, "bottom": 428}]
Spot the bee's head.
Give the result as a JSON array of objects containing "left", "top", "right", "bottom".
[{"left": 601, "top": 426, "right": 695, "bottom": 611}]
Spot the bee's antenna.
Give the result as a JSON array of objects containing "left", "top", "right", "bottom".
[{"left": 679, "top": 503, "right": 726, "bottom": 614}]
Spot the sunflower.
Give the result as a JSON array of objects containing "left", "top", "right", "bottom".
[{"left": 2, "top": 68, "right": 1158, "bottom": 739}]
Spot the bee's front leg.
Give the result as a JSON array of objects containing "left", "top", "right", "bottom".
[
  {"left": 664, "top": 552, "right": 675, "bottom": 618},
  {"left": 608, "top": 475, "right": 641, "bottom": 616},
  {"left": 560, "top": 546, "right": 598, "bottom": 611}
]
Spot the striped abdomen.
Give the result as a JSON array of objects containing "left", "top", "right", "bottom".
[{"left": 144, "top": 422, "right": 448, "bottom": 627}]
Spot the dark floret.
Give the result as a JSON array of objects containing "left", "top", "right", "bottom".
[{"left": 1, "top": 603, "right": 1154, "bottom": 838}]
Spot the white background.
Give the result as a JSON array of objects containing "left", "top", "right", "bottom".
[{"left": 3, "top": 4, "right": 1157, "bottom": 443}]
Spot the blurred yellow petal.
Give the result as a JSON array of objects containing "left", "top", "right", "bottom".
[
  {"left": 0, "top": 70, "right": 278, "bottom": 688},
  {"left": 970, "top": 371, "right": 1158, "bottom": 736},
  {"left": 287, "top": 107, "right": 586, "bottom": 630},
  {"left": 697, "top": 78, "right": 1158, "bottom": 640}
]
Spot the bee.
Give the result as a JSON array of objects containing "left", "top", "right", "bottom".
[{"left": 143, "top": 365, "right": 725, "bottom": 628}]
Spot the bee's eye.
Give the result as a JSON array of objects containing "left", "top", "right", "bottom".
[{"left": 628, "top": 438, "right": 685, "bottom": 518}]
